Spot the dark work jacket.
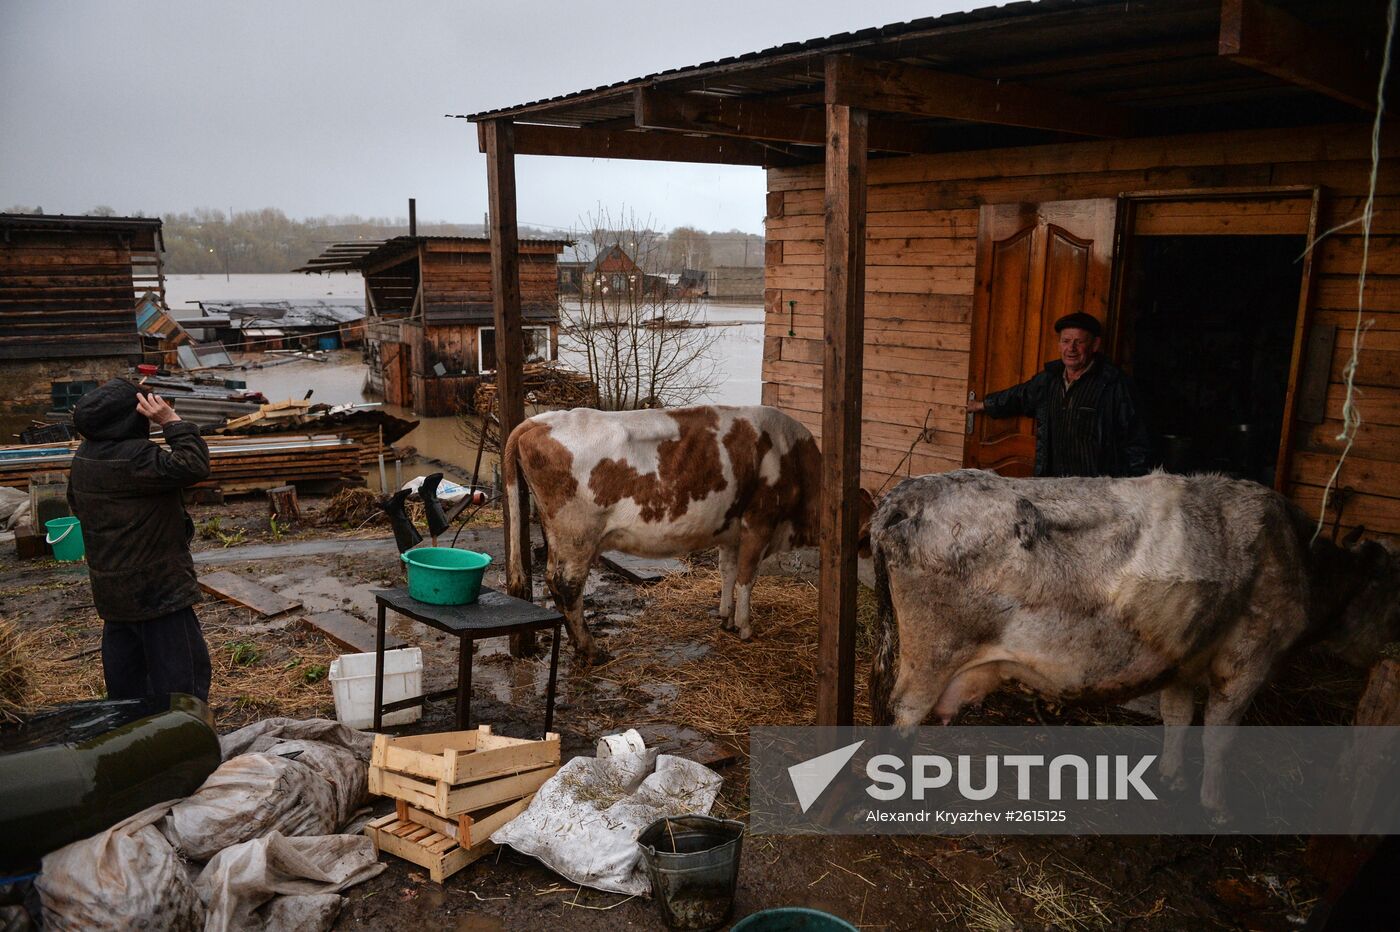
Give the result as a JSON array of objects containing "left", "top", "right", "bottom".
[
  {"left": 982, "top": 357, "right": 1151, "bottom": 478},
  {"left": 68, "top": 381, "right": 211, "bottom": 622}
]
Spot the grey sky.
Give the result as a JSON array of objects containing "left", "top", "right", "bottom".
[{"left": 0, "top": 0, "right": 975, "bottom": 234}]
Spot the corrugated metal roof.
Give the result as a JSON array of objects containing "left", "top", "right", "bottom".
[
  {"left": 455, "top": 0, "right": 1129, "bottom": 122},
  {"left": 295, "top": 234, "right": 575, "bottom": 274},
  {"left": 452, "top": 0, "right": 1378, "bottom": 147},
  {"left": 0, "top": 212, "right": 163, "bottom": 235}
]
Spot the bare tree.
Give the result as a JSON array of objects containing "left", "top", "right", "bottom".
[{"left": 560, "top": 208, "right": 720, "bottom": 410}]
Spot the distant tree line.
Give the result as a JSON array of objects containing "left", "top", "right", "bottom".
[{"left": 2, "top": 205, "right": 766, "bottom": 274}]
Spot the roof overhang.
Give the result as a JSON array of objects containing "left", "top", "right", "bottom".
[{"left": 455, "top": 0, "right": 1390, "bottom": 167}]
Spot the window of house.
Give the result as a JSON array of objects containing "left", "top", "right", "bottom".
[{"left": 478, "top": 325, "right": 552, "bottom": 372}]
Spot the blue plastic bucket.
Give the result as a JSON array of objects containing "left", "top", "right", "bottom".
[
  {"left": 400, "top": 547, "right": 491, "bottom": 605},
  {"left": 44, "top": 517, "right": 85, "bottom": 562}
]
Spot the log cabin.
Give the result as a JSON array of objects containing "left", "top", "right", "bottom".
[
  {"left": 461, "top": 0, "right": 1397, "bottom": 721},
  {"left": 297, "top": 234, "right": 571, "bottom": 417},
  {"left": 0, "top": 213, "right": 166, "bottom": 434}
]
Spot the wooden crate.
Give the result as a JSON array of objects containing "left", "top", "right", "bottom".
[
  {"left": 392, "top": 795, "right": 535, "bottom": 849},
  {"left": 365, "top": 813, "right": 497, "bottom": 883},
  {"left": 368, "top": 726, "right": 559, "bottom": 818}
]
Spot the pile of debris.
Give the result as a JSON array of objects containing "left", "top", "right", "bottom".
[
  {"left": 0, "top": 434, "right": 365, "bottom": 496},
  {"left": 209, "top": 401, "right": 418, "bottom": 466},
  {"left": 467, "top": 363, "right": 598, "bottom": 420}
]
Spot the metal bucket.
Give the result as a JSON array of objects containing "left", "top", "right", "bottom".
[{"left": 638, "top": 814, "right": 745, "bottom": 931}]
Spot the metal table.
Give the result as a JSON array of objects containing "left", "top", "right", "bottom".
[{"left": 371, "top": 586, "right": 564, "bottom": 733}]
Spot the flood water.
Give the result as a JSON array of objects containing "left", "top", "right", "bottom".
[{"left": 174, "top": 274, "right": 765, "bottom": 488}]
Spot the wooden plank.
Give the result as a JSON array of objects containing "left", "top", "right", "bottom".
[
  {"left": 1219, "top": 0, "right": 1379, "bottom": 112},
  {"left": 1132, "top": 196, "right": 1313, "bottom": 235},
  {"left": 826, "top": 54, "right": 1137, "bottom": 138},
  {"left": 600, "top": 551, "right": 686, "bottom": 583},
  {"left": 197, "top": 571, "right": 301, "bottom": 617},
  {"left": 816, "top": 56, "right": 867, "bottom": 728},
  {"left": 442, "top": 764, "right": 558, "bottom": 816},
  {"left": 406, "top": 793, "right": 536, "bottom": 847},
  {"left": 301, "top": 610, "right": 404, "bottom": 653},
  {"left": 634, "top": 87, "right": 949, "bottom": 155},
  {"left": 481, "top": 121, "right": 808, "bottom": 168}
]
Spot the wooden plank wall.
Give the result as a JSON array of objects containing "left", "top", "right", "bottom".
[
  {"left": 0, "top": 230, "right": 150, "bottom": 358},
  {"left": 420, "top": 244, "right": 560, "bottom": 323},
  {"left": 763, "top": 122, "right": 1400, "bottom": 535}
]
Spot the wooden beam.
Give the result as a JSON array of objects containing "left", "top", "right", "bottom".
[
  {"left": 826, "top": 54, "right": 1137, "bottom": 138},
  {"left": 815, "top": 56, "right": 868, "bottom": 727},
  {"left": 476, "top": 120, "right": 807, "bottom": 167},
  {"left": 483, "top": 118, "right": 534, "bottom": 655},
  {"left": 635, "top": 87, "right": 951, "bottom": 154},
  {"left": 1219, "top": 0, "right": 1379, "bottom": 112}
]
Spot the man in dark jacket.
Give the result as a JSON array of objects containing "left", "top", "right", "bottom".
[
  {"left": 969, "top": 312, "right": 1150, "bottom": 478},
  {"left": 68, "top": 379, "right": 212, "bottom": 702}
]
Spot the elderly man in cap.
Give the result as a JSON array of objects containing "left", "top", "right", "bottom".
[
  {"left": 67, "top": 379, "right": 213, "bottom": 702},
  {"left": 969, "top": 312, "right": 1150, "bottom": 477}
]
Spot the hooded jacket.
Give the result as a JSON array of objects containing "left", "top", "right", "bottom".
[{"left": 67, "top": 379, "right": 211, "bottom": 622}]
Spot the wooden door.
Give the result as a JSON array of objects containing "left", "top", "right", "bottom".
[{"left": 963, "top": 199, "right": 1118, "bottom": 475}]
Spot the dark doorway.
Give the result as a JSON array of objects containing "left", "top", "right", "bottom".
[{"left": 1116, "top": 234, "right": 1306, "bottom": 486}]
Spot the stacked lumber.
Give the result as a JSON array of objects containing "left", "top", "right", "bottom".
[
  {"left": 220, "top": 399, "right": 313, "bottom": 431},
  {"left": 212, "top": 407, "right": 418, "bottom": 466},
  {"left": 365, "top": 727, "right": 558, "bottom": 883},
  {"left": 0, "top": 434, "right": 364, "bottom": 494}
]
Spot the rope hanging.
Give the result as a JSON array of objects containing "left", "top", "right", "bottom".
[{"left": 1312, "top": 0, "right": 1396, "bottom": 543}]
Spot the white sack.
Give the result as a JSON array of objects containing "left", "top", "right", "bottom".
[
  {"left": 491, "top": 750, "right": 722, "bottom": 896},
  {"left": 37, "top": 801, "right": 203, "bottom": 932},
  {"left": 0, "top": 487, "right": 28, "bottom": 531},
  {"left": 162, "top": 753, "right": 337, "bottom": 862},
  {"left": 195, "top": 831, "right": 384, "bottom": 932},
  {"left": 259, "top": 739, "right": 367, "bottom": 827},
  {"left": 219, "top": 718, "right": 373, "bottom": 762}
]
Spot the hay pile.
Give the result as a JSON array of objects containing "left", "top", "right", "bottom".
[
  {"left": 319, "top": 487, "right": 382, "bottom": 526},
  {"left": 590, "top": 567, "right": 878, "bottom": 739},
  {"left": 0, "top": 620, "right": 31, "bottom": 723},
  {"left": 20, "top": 600, "right": 339, "bottom": 730}
]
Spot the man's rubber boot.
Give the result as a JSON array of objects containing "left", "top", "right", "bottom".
[
  {"left": 381, "top": 488, "right": 422, "bottom": 553},
  {"left": 419, "top": 473, "right": 451, "bottom": 541}
]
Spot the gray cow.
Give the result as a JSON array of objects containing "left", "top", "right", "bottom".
[{"left": 868, "top": 469, "right": 1400, "bottom": 813}]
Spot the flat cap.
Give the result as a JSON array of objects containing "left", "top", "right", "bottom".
[{"left": 1053, "top": 312, "right": 1102, "bottom": 337}]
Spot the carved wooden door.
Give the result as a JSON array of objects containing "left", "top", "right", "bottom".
[{"left": 963, "top": 199, "right": 1118, "bottom": 475}]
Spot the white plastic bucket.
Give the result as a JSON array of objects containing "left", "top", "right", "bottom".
[{"left": 328, "top": 647, "right": 423, "bottom": 729}]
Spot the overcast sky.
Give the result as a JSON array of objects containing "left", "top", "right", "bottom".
[{"left": 0, "top": 0, "right": 978, "bottom": 235}]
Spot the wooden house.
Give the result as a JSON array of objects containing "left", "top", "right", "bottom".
[
  {"left": 460, "top": 0, "right": 1397, "bottom": 722},
  {"left": 0, "top": 213, "right": 165, "bottom": 428},
  {"left": 296, "top": 235, "right": 570, "bottom": 416}
]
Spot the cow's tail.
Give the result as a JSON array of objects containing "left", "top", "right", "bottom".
[
  {"left": 868, "top": 539, "right": 900, "bottom": 726},
  {"left": 502, "top": 419, "right": 530, "bottom": 599}
]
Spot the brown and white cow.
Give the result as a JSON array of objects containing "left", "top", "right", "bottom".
[
  {"left": 503, "top": 404, "right": 871, "bottom": 665},
  {"left": 868, "top": 469, "right": 1400, "bottom": 812}
]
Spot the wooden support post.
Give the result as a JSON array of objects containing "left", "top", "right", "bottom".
[
  {"left": 484, "top": 118, "right": 536, "bottom": 657},
  {"left": 815, "top": 56, "right": 868, "bottom": 727}
]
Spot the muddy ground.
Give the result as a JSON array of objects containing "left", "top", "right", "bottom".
[{"left": 0, "top": 494, "right": 1367, "bottom": 931}]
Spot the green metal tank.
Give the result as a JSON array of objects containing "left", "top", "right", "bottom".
[{"left": 0, "top": 694, "right": 221, "bottom": 871}]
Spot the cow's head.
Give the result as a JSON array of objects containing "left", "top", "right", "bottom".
[
  {"left": 1313, "top": 528, "right": 1400, "bottom": 668},
  {"left": 857, "top": 487, "right": 876, "bottom": 558}
]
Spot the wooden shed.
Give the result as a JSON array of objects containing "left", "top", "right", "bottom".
[
  {"left": 0, "top": 213, "right": 165, "bottom": 427},
  {"left": 461, "top": 0, "right": 1397, "bottom": 722},
  {"left": 297, "top": 235, "right": 570, "bottom": 417}
]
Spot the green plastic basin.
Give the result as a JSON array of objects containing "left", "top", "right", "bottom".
[
  {"left": 731, "top": 908, "right": 859, "bottom": 932},
  {"left": 400, "top": 547, "right": 491, "bottom": 605}
]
